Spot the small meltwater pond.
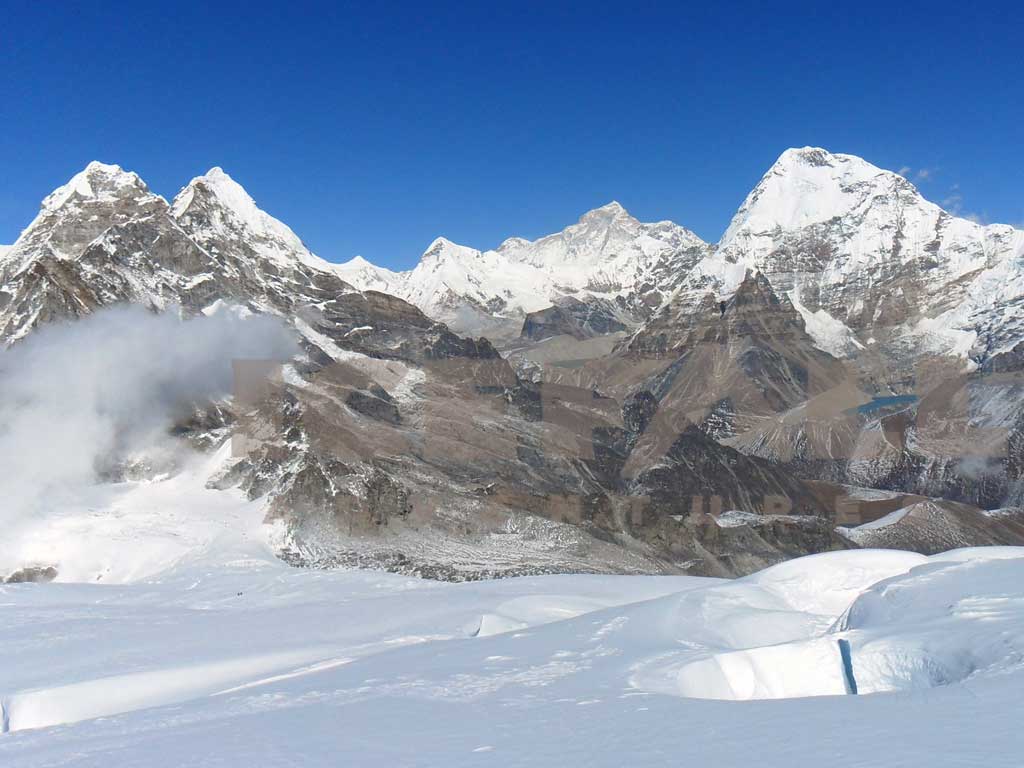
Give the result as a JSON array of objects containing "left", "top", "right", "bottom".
[{"left": 850, "top": 394, "right": 918, "bottom": 415}]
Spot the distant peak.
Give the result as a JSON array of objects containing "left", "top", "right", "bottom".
[
  {"left": 581, "top": 200, "right": 629, "bottom": 220},
  {"left": 423, "top": 236, "right": 450, "bottom": 255},
  {"left": 84, "top": 160, "right": 128, "bottom": 175},
  {"left": 425, "top": 236, "right": 464, "bottom": 252},
  {"left": 419, "top": 236, "right": 480, "bottom": 267},
  {"left": 198, "top": 166, "right": 238, "bottom": 187},
  {"left": 338, "top": 254, "right": 374, "bottom": 269}
]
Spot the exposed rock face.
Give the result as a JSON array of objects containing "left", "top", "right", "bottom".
[
  {"left": 520, "top": 296, "right": 629, "bottom": 341},
  {"left": 632, "top": 426, "right": 828, "bottom": 518},
  {"left": 0, "top": 163, "right": 212, "bottom": 340},
  {"left": 4, "top": 565, "right": 58, "bottom": 584},
  {"left": 839, "top": 500, "right": 1024, "bottom": 555},
  {"left": 543, "top": 271, "right": 850, "bottom": 449},
  {"left": 223, "top": 351, "right": 848, "bottom": 578},
  {"left": 726, "top": 357, "right": 1024, "bottom": 511}
]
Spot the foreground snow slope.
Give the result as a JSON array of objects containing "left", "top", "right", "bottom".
[{"left": 2, "top": 545, "right": 1023, "bottom": 766}]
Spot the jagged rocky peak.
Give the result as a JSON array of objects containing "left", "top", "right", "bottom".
[
  {"left": 0, "top": 162, "right": 216, "bottom": 343},
  {"left": 625, "top": 269, "right": 807, "bottom": 356},
  {"left": 3, "top": 161, "right": 167, "bottom": 273},
  {"left": 174, "top": 167, "right": 297, "bottom": 245}
]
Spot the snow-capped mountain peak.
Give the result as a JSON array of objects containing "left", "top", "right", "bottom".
[
  {"left": 374, "top": 203, "right": 711, "bottom": 334},
  {"left": 339, "top": 254, "right": 375, "bottom": 269},
  {"left": 422, "top": 236, "right": 479, "bottom": 263},
  {"left": 41, "top": 161, "right": 155, "bottom": 213},
  {"left": 333, "top": 254, "right": 404, "bottom": 295},
  {"left": 666, "top": 146, "right": 1024, "bottom": 362},
  {"left": 578, "top": 200, "right": 627, "bottom": 220},
  {"left": 174, "top": 167, "right": 303, "bottom": 249},
  {"left": 721, "top": 146, "right": 917, "bottom": 241},
  {"left": 171, "top": 168, "right": 332, "bottom": 272},
  {"left": 1, "top": 161, "right": 168, "bottom": 281}
]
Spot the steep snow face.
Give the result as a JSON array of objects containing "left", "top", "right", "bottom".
[
  {"left": 718, "top": 147, "right": 1019, "bottom": 285},
  {"left": 671, "top": 147, "right": 1024, "bottom": 360},
  {"left": 787, "top": 287, "right": 865, "bottom": 358},
  {"left": 171, "top": 167, "right": 336, "bottom": 273},
  {"left": 345, "top": 204, "right": 711, "bottom": 335}
]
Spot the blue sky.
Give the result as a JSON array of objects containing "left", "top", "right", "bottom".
[{"left": 2, "top": 1, "right": 1021, "bottom": 269}]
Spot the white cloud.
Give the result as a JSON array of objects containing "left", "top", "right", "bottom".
[
  {"left": 0, "top": 306, "right": 297, "bottom": 540},
  {"left": 943, "top": 193, "right": 963, "bottom": 212},
  {"left": 897, "top": 166, "right": 936, "bottom": 183}
]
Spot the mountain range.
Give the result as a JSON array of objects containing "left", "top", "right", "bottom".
[{"left": 2, "top": 147, "right": 1023, "bottom": 582}]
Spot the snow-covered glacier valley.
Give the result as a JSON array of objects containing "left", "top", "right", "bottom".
[{"left": 2, "top": 534, "right": 1022, "bottom": 766}]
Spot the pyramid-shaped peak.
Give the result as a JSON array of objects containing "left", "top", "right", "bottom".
[
  {"left": 173, "top": 166, "right": 305, "bottom": 247},
  {"left": 580, "top": 200, "right": 630, "bottom": 221},
  {"left": 339, "top": 254, "right": 375, "bottom": 269},
  {"left": 422, "top": 236, "right": 478, "bottom": 260},
  {"left": 187, "top": 166, "right": 254, "bottom": 206}
]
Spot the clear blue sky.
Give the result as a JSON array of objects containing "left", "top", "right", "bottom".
[{"left": 2, "top": 1, "right": 1021, "bottom": 268}]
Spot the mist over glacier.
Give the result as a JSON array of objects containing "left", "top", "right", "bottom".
[{"left": 0, "top": 305, "right": 296, "bottom": 544}]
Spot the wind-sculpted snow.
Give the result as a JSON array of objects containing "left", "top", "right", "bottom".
[{"left": 1, "top": 548, "right": 1022, "bottom": 766}]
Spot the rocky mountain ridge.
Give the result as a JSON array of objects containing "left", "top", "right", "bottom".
[
  {"left": 334, "top": 147, "right": 1024, "bottom": 371},
  {"left": 0, "top": 159, "right": 857, "bottom": 580},
  {"left": 335, "top": 201, "right": 711, "bottom": 340},
  {"left": 2, "top": 152, "right": 1022, "bottom": 582},
  {"left": 659, "top": 148, "right": 1024, "bottom": 367}
]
